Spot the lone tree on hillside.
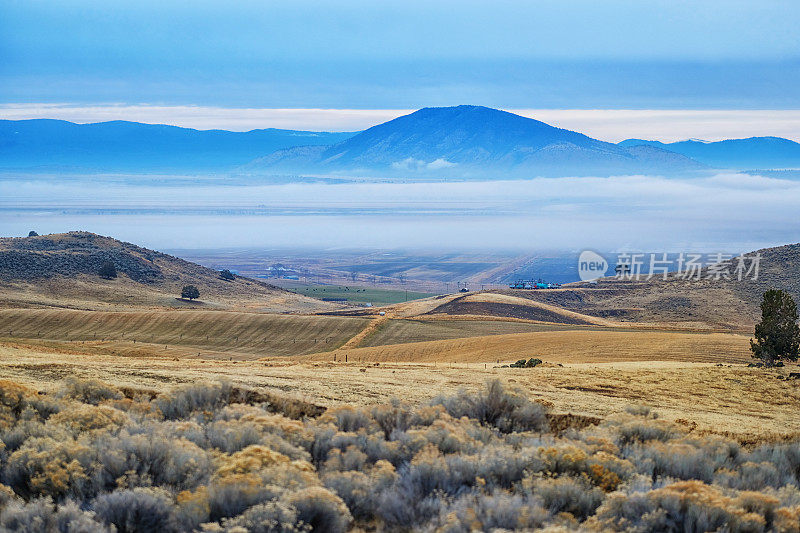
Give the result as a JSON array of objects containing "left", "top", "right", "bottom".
[
  {"left": 219, "top": 269, "right": 235, "bottom": 281},
  {"left": 27, "top": 231, "right": 39, "bottom": 237},
  {"left": 98, "top": 261, "right": 117, "bottom": 280},
  {"left": 750, "top": 289, "right": 800, "bottom": 366},
  {"left": 181, "top": 285, "right": 200, "bottom": 301}
]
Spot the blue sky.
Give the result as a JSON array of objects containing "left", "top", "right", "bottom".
[{"left": 2, "top": 0, "right": 799, "bottom": 111}]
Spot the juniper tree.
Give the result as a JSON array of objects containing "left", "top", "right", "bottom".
[
  {"left": 98, "top": 261, "right": 117, "bottom": 280},
  {"left": 750, "top": 289, "right": 800, "bottom": 366},
  {"left": 181, "top": 285, "right": 200, "bottom": 300}
]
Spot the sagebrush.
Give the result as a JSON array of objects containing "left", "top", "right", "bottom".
[{"left": 0, "top": 378, "right": 798, "bottom": 531}]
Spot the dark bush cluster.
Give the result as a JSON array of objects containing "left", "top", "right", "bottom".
[
  {"left": 509, "top": 357, "right": 543, "bottom": 368},
  {"left": 0, "top": 378, "right": 799, "bottom": 532}
]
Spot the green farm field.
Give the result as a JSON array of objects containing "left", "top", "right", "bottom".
[{"left": 268, "top": 280, "right": 437, "bottom": 306}]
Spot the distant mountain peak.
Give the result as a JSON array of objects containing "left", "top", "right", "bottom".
[{"left": 247, "top": 105, "right": 704, "bottom": 178}]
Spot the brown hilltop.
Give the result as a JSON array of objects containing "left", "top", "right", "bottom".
[
  {"left": 354, "top": 242, "right": 800, "bottom": 332},
  {"left": 0, "top": 231, "right": 334, "bottom": 312},
  {"left": 483, "top": 243, "right": 800, "bottom": 331}
]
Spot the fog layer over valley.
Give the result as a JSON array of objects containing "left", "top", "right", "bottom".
[{"left": 2, "top": 172, "right": 798, "bottom": 252}]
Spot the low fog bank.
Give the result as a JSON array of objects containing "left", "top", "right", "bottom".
[{"left": 1, "top": 172, "right": 797, "bottom": 253}]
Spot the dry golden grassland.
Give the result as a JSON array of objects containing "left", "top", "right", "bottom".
[
  {"left": 0, "top": 330, "right": 795, "bottom": 441},
  {"left": 0, "top": 300, "right": 799, "bottom": 531},
  {"left": 321, "top": 327, "right": 754, "bottom": 364},
  {"left": 0, "top": 304, "right": 793, "bottom": 442},
  {"left": 0, "top": 308, "right": 370, "bottom": 357}
]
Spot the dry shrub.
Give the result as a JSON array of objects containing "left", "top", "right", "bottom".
[
  {"left": 0, "top": 497, "right": 111, "bottom": 533},
  {"left": 750, "top": 442, "right": 800, "bottom": 486},
  {"left": 322, "top": 460, "right": 396, "bottom": 520},
  {"left": 203, "top": 420, "right": 263, "bottom": 454},
  {"left": 774, "top": 505, "right": 800, "bottom": 533},
  {"left": 403, "top": 444, "right": 473, "bottom": 496},
  {"left": 0, "top": 376, "right": 799, "bottom": 531},
  {"left": 624, "top": 404, "right": 658, "bottom": 418},
  {"left": 57, "top": 377, "right": 122, "bottom": 406},
  {"left": 627, "top": 441, "right": 715, "bottom": 482},
  {"left": 0, "top": 381, "right": 59, "bottom": 432},
  {"left": 154, "top": 382, "right": 233, "bottom": 420},
  {"left": 323, "top": 446, "right": 368, "bottom": 472},
  {"left": 92, "top": 487, "right": 179, "bottom": 533},
  {"left": 214, "top": 444, "right": 313, "bottom": 478},
  {"left": 408, "top": 416, "right": 485, "bottom": 454},
  {"left": 715, "top": 461, "right": 782, "bottom": 490},
  {"left": 320, "top": 406, "right": 374, "bottom": 433},
  {"left": 431, "top": 379, "right": 548, "bottom": 433},
  {"left": 589, "top": 480, "right": 790, "bottom": 532},
  {"left": 371, "top": 399, "right": 413, "bottom": 439},
  {"left": 48, "top": 404, "right": 130, "bottom": 434},
  {"left": 205, "top": 474, "right": 282, "bottom": 522},
  {"left": 217, "top": 405, "right": 315, "bottom": 450},
  {"left": 524, "top": 476, "right": 604, "bottom": 520},
  {"left": 0, "top": 381, "right": 35, "bottom": 420},
  {"left": 220, "top": 500, "right": 310, "bottom": 533},
  {"left": 433, "top": 490, "right": 550, "bottom": 532},
  {"left": 536, "top": 444, "right": 632, "bottom": 491},
  {"left": 96, "top": 432, "right": 212, "bottom": 491},
  {"left": 3, "top": 437, "right": 95, "bottom": 500},
  {"left": 539, "top": 444, "right": 589, "bottom": 476},
  {"left": 283, "top": 486, "right": 352, "bottom": 533},
  {"left": 588, "top": 463, "right": 623, "bottom": 492},
  {"left": 0, "top": 484, "right": 16, "bottom": 509},
  {"left": 376, "top": 446, "right": 455, "bottom": 528},
  {"left": 616, "top": 419, "right": 680, "bottom": 446},
  {"left": 199, "top": 445, "right": 318, "bottom": 523}
]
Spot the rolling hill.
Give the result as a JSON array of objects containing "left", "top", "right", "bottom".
[
  {"left": 618, "top": 137, "right": 800, "bottom": 170},
  {"left": 0, "top": 231, "right": 335, "bottom": 312},
  {"left": 333, "top": 242, "right": 800, "bottom": 332},
  {"left": 248, "top": 105, "right": 705, "bottom": 178},
  {"left": 0, "top": 119, "right": 355, "bottom": 172},
  {"left": 486, "top": 242, "right": 800, "bottom": 331}
]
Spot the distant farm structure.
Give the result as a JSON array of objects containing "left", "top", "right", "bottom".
[{"left": 508, "top": 279, "right": 562, "bottom": 290}]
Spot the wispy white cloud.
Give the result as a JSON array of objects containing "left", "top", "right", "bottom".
[
  {"left": 2, "top": 104, "right": 800, "bottom": 142},
  {"left": 0, "top": 104, "right": 409, "bottom": 133},
  {"left": 515, "top": 109, "right": 800, "bottom": 143}
]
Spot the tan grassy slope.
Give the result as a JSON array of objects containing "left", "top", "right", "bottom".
[
  {"left": 423, "top": 291, "right": 618, "bottom": 326},
  {"left": 0, "top": 231, "right": 334, "bottom": 312},
  {"left": 304, "top": 328, "right": 753, "bottom": 364},
  {"left": 0, "top": 308, "right": 369, "bottom": 358}
]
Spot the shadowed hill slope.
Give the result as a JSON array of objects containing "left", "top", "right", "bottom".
[
  {"left": 0, "top": 232, "right": 335, "bottom": 312},
  {"left": 485, "top": 243, "right": 800, "bottom": 331},
  {"left": 347, "top": 242, "right": 800, "bottom": 332}
]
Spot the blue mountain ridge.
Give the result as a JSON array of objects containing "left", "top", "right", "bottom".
[
  {"left": 3, "top": 107, "right": 799, "bottom": 176},
  {"left": 0, "top": 119, "right": 356, "bottom": 172},
  {"left": 618, "top": 137, "right": 800, "bottom": 170}
]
